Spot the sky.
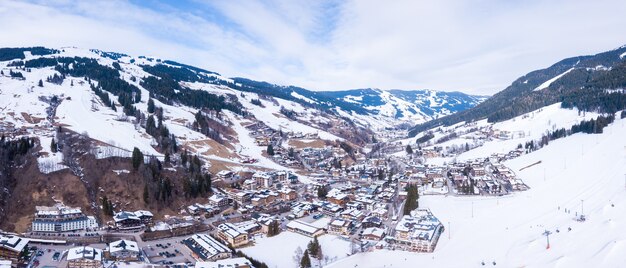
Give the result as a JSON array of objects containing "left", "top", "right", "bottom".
[{"left": 1, "top": 0, "right": 626, "bottom": 95}]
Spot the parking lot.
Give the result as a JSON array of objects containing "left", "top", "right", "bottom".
[
  {"left": 29, "top": 244, "right": 81, "bottom": 268},
  {"left": 141, "top": 237, "right": 196, "bottom": 265}
]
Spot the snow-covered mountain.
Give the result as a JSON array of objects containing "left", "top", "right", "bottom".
[
  {"left": 321, "top": 88, "right": 486, "bottom": 127},
  {"left": 410, "top": 44, "right": 626, "bottom": 137},
  {"left": 0, "top": 46, "right": 373, "bottom": 173}
]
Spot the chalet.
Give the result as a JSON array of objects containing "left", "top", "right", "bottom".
[
  {"left": 0, "top": 235, "right": 29, "bottom": 266},
  {"left": 208, "top": 194, "right": 229, "bottom": 209},
  {"left": 66, "top": 246, "right": 103, "bottom": 268},
  {"left": 113, "top": 212, "right": 141, "bottom": 230},
  {"left": 273, "top": 171, "right": 288, "bottom": 182},
  {"left": 278, "top": 188, "right": 297, "bottom": 201},
  {"left": 320, "top": 203, "right": 342, "bottom": 217},
  {"left": 243, "top": 179, "right": 256, "bottom": 191},
  {"left": 472, "top": 167, "right": 486, "bottom": 176},
  {"left": 108, "top": 240, "right": 140, "bottom": 261},
  {"left": 251, "top": 196, "right": 268, "bottom": 207},
  {"left": 253, "top": 172, "right": 272, "bottom": 188},
  {"left": 216, "top": 223, "right": 249, "bottom": 248},
  {"left": 362, "top": 227, "right": 386, "bottom": 241},
  {"left": 327, "top": 219, "right": 351, "bottom": 236},
  {"left": 361, "top": 215, "right": 383, "bottom": 228},
  {"left": 340, "top": 208, "right": 365, "bottom": 222},
  {"left": 216, "top": 170, "right": 234, "bottom": 182},
  {"left": 113, "top": 210, "right": 152, "bottom": 229},
  {"left": 370, "top": 207, "right": 388, "bottom": 218},
  {"left": 226, "top": 190, "right": 253, "bottom": 205},
  {"left": 286, "top": 220, "right": 324, "bottom": 237},
  {"left": 327, "top": 192, "right": 349, "bottom": 206}
]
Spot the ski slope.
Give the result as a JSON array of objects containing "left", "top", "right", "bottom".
[
  {"left": 534, "top": 68, "right": 575, "bottom": 91},
  {"left": 328, "top": 116, "right": 626, "bottom": 267}
]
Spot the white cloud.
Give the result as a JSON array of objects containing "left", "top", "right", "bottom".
[{"left": 1, "top": 0, "right": 625, "bottom": 95}]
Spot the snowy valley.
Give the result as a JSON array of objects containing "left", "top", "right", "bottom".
[{"left": 0, "top": 45, "right": 626, "bottom": 268}]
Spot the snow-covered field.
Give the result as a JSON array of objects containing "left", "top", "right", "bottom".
[
  {"left": 328, "top": 116, "right": 626, "bottom": 267},
  {"left": 457, "top": 103, "right": 599, "bottom": 161},
  {"left": 242, "top": 232, "right": 351, "bottom": 268}
]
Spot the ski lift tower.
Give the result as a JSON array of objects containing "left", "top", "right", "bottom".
[{"left": 543, "top": 230, "right": 552, "bottom": 249}]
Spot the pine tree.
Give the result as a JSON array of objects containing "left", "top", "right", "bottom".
[
  {"left": 147, "top": 98, "right": 155, "bottom": 113},
  {"left": 317, "top": 186, "right": 327, "bottom": 198},
  {"left": 267, "top": 220, "right": 280, "bottom": 237},
  {"left": 406, "top": 144, "right": 413, "bottom": 154},
  {"left": 403, "top": 184, "right": 419, "bottom": 215},
  {"left": 267, "top": 144, "right": 274, "bottom": 156},
  {"left": 50, "top": 138, "right": 57, "bottom": 153},
  {"left": 181, "top": 150, "right": 188, "bottom": 167},
  {"left": 307, "top": 237, "right": 322, "bottom": 259},
  {"left": 38, "top": 79, "right": 43, "bottom": 87},
  {"left": 143, "top": 184, "right": 149, "bottom": 204},
  {"left": 146, "top": 116, "right": 156, "bottom": 135},
  {"left": 101, "top": 196, "right": 114, "bottom": 216},
  {"left": 300, "top": 250, "right": 311, "bottom": 268},
  {"left": 132, "top": 147, "right": 144, "bottom": 170}
]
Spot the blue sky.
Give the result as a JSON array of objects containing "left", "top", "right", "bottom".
[{"left": 1, "top": 0, "right": 626, "bottom": 95}]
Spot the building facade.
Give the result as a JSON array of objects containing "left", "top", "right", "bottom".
[{"left": 32, "top": 204, "right": 97, "bottom": 233}]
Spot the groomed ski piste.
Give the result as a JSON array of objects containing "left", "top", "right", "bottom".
[{"left": 326, "top": 112, "right": 626, "bottom": 267}]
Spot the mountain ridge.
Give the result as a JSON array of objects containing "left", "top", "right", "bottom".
[{"left": 408, "top": 44, "right": 626, "bottom": 137}]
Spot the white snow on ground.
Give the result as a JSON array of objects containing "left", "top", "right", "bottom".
[
  {"left": 620, "top": 51, "right": 626, "bottom": 59},
  {"left": 328, "top": 117, "right": 626, "bottom": 268},
  {"left": 534, "top": 68, "right": 575, "bottom": 91},
  {"left": 225, "top": 111, "right": 290, "bottom": 171},
  {"left": 458, "top": 103, "right": 599, "bottom": 160},
  {"left": 291, "top": 91, "right": 316, "bottom": 104},
  {"left": 37, "top": 135, "right": 67, "bottom": 174},
  {"left": 55, "top": 80, "right": 161, "bottom": 156},
  {"left": 242, "top": 232, "right": 350, "bottom": 268},
  {"left": 237, "top": 92, "right": 341, "bottom": 141}
]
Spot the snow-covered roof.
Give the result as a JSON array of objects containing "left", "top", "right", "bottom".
[
  {"left": 196, "top": 257, "right": 253, "bottom": 268},
  {"left": 109, "top": 239, "right": 139, "bottom": 254},
  {"left": 184, "top": 234, "right": 230, "bottom": 260},
  {"left": 362, "top": 227, "right": 386, "bottom": 238},
  {"left": 67, "top": 246, "right": 103, "bottom": 261},
  {"left": 287, "top": 220, "right": 322, "bottom": 234},
  {"left": 0, "top": 235, "right": 29, "bottom": 253},
  {"left": 217, "top": 223, "right": 248, "bottom": 238}
]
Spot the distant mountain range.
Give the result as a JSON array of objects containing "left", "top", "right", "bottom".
[{"left": 319, "top": 88, "right": 486, "bottom": 125}]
